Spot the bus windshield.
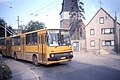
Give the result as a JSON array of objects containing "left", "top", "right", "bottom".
[{"left": 47, "top": 30, "right": 71, "bottom": 46}]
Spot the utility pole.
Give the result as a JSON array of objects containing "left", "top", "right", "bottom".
[
  {"left": 118, "top": 29, "right": 120, "bottom": 53},
  {"left": 5, "top": 23, "right": 7, "bottom": 37},
  {"left": 114, "top": 12, "right": 118, "bottom": 53},
  {"left": 17, "top": 16, "right": 19, "bottom": 30}
]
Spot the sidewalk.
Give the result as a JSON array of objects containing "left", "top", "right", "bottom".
[
  {"left": 4, "top": 59, "right": 39, "bottom": 80},
  {"left": 74, "top": 50, "right": 120, "bottom": 60},
  {"left": 73, "top": 51, "right": 120, "bottom": 63},
  {"left": 95, "top": 53, "right": 120, "bottom": 60}
]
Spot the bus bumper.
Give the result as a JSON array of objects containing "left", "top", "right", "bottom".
[{"left": 48, "top": 55, "right": 73, "bottom": 61}]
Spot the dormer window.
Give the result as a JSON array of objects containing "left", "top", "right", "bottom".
[{"left": 99, "top": 17, "right": 104, "bottom": 24}]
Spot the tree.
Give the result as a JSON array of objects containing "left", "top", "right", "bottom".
[
  {"left": 69, "top": 0, "right": 85, "bottom": 39},
  {"left": 69, "top": 0, "right": 85, "bottom": 21},
  {"left": 0, "top": 18, "right": 5, "bottom": 37},
  {"left": 22, "top": 20, "right": 45, "bottom": 33},
  {"left": 0, "top": 18, "right": 13, "bottom": 37},
  {"left": 77, "top": 0, "right": 85, "bottom": 20}
]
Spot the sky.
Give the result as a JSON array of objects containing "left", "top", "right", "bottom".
[{"left": 0, "top": 0, "right": 120, "bottom": 29}]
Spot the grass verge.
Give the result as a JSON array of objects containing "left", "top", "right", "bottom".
[{"left": 2, "top": 62, "right": 12, "bottom": 80}]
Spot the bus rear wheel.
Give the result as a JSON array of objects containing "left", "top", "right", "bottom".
[
  {"left": 0, "top": 51, "right": 2, "bottom": 55},
  {"left": 14, "top": 53, "right": 17, "bottom": 60},
  {"left": 32, "top": 55, "right": 39, "bottom": 66}
]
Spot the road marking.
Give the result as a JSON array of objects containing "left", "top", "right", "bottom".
[
  {"left": 28, "top": 68, "right": 40, "bottom": 80},
  {"left": 18, "top": 62, "right": 40, "bottom": 80}
]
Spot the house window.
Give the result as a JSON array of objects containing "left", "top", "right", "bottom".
[
  {"left": 90, "top": 40, "right": 95, "bottom": 47},
  {"left": 102, "top": 40, "right": 114, "bottom": 46},
  {"left": 101, "top": 28, "right": 114, "bottom": 34},
  {"left": 99, "top": 17, "right": 104, "bottom": 24},
  {"left": 90, "top": 29, "right": 95, "bottom": 35}
]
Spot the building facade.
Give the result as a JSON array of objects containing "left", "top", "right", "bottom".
[
  {"left": 85, "top": 8, "right": 120, "bottom": 54},
  {"left": 60, "top": 0, "right": 85, "bottom": 52},
  {"left": 60, "top": 0, "right": 120, "bottom": 54}
]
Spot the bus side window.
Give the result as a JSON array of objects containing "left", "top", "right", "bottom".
[
  {"left": 12, "top": 38, "right": 14, "bottom": 45},
  {"left": 0, "top": 39, "right": 6, "bottom": 46},
  {"left": 12, "top": 36, "right": 20, "bottom": 46},
  {"left": 26, "top": 34, "right": 30, "bottom": 45},
  {"left": 32, "top": 32, "right": 37, "bottom": 45},
  {"left": 26, "top": 32, "right": 37, "bottom": 45}
]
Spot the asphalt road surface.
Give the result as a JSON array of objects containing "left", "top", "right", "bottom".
[{"left": 4, "top": 53, "right": 120, "bottom": 80}]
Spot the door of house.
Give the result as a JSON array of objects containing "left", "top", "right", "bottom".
[{"left": 72, "top": 42, "right": 79, "bottom": 52}]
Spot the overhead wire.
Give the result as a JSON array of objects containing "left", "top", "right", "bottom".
[
  {"left": 21, "top": 0, "right": 61, "bottom": 22},
  {"left": 34, "top": 1, "right": 61, "bottom": 16},
  {"left": 29, "top": 0, "right": 59, "bottom": 16},
  {"left": 7, "top": 0, "right": 60, "bottom": 22},
  {"left": 5, "top": 0, "right": 62, "bottom": 28}
]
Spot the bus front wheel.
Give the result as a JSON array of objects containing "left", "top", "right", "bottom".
[{"left": 32, "top": 55, "right": 39, "bottom": 66}]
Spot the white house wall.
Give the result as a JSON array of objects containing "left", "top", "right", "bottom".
[{"left": 85, "top": 8, "right": 115, "bottom": 52}]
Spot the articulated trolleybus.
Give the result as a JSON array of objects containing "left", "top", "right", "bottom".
[{"left": 0, "top": 29, "right": 73, "bottom": 65}]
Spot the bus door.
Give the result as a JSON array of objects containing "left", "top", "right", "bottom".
[
  {"left": 21, "top": 37, "right": 25, "bottom": 59},
  {"left": 39, "top": 35, "right": 46, "bottom": 64}
]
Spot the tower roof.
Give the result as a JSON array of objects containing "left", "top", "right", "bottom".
[{"left": 60, "top": 0, "right": 79, "bottom": 14}]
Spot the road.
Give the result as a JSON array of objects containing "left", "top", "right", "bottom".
[{"left": 4, "top": 53, "right": 120, "bottom": 80}]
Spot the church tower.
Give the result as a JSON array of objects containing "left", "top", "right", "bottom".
[
  {"left": 60, "top": 0, "right": 86, "bottom": 52},
  {"left": 59, "top": 0, "right": 72, "bottom": 29},
  {"left": 60, "top": 0, "right": 85, "bottom": 39}
]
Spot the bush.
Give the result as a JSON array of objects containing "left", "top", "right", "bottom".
[{"left": 2, "top": 62, "right": 12, "bottom": 80}]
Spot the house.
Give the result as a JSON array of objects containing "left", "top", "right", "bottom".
[
  {"left": 59, "top": 0, "right": 86, "bottom": 52},
  {"left": 85, "top": 8, "right": 120, "bottom": 54}
]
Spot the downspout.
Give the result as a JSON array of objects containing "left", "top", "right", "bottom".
[{"left": 114, "top": 12, "right": 118, "bottom": 53}]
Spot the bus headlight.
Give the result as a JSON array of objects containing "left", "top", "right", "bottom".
[
  {"left": 50, "top": 54, "right": 55, "bottom": 57},
  {"left": 70, "top": 52, "right": 73, "bottom": 55}
]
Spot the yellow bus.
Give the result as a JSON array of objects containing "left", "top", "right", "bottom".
[
  {"left": 0, "top": 37, "right": 7, "bottom": 56},
  {"left": 0, "top": 29, "right": 73, "bottom": 65}
]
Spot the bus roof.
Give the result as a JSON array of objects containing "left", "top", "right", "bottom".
[
  {"left": 24, "top": 28, "right": 69, "bottom": 35},
  {"left": 0, "top": 28, "right": 69, "bottom": 38}
]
